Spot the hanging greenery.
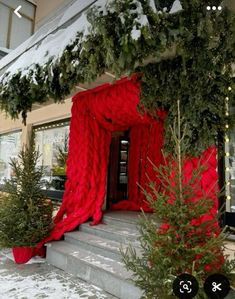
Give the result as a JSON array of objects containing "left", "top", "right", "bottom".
[{"left": 0, "top": 0, "right": 234, "bottom": 154}]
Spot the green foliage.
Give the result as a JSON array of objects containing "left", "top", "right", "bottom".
[
  {"left": 52, "top": 136, "right": 68, "bottom": 176},
  {"left": 121, "top": 104, "right": 235, "bottom": 298},
  {"left": 0, "top": 0, "right": 234, "bottom": 153},
  {"left": 0, "top": 134, "right": 53, "bottom": 247}
]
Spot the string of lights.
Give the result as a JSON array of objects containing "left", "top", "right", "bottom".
[{"left": 225, "top": 86, "right": 232, "bottom": 212}]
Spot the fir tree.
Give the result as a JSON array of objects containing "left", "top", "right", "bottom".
[
  {"left": 121, "top": 101, "right": 235, "bottom": 299},
  {"left": 0, "top": 133, "right": 53, "bottom": 248}
]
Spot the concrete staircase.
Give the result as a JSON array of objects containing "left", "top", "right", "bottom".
[{"left": 46, "top": 211, "right": 144, "bottom": 299}]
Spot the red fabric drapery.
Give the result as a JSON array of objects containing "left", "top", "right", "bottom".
[
  {"left": 38, "top": 77, "right": 165, "bottom": 246},
  {"left": 36, "top": 76, "right": 219, "bottom": 255}
]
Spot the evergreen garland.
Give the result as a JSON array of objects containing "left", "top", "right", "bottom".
[{"left": 0, "top": 0, "right": 234, "bottom": 154}]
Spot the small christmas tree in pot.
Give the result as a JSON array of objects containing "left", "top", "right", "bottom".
[
  {"left": 0, "top": 133, "right": 53, "bottom": 263},
  {"left": 121, "top": 100, "right": 235, "bottom": 298}
]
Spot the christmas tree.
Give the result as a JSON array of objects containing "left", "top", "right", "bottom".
[
  {"left": 0, "top": 133, "right": 53, "bottom": 248},
  {"left": 121, "top": 101, "right": 235, "bottom": 299}
]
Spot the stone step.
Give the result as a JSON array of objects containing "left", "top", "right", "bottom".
[
  {"left": 65, "top": 231, "right": 141, "bottom": 262},
  {"left": 79, "top": 222, "right": 140, "bottom": 246},
  {"left": 46, "top": 241, "right": 142, "bottom": 299},
  {"left": 103, "top": 211, "right": 142, "bottom": 229},
  {"left": 103, "top": 211, "right": 160, "bottom": 231}
]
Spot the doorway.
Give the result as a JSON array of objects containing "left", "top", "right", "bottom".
[{"left": 107, "top": 130, "right": 129, "bottom": 206}]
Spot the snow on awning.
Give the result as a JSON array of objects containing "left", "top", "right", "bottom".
[
  {"left": 0, "top": 0, "right": 100, "bottom": 76},
  {"left": 0, "top": 0, "right": 182, "bottom": 83}
]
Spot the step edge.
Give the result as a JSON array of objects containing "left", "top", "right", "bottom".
[
  {"left": 80, "top": 223, "right": 140, "bottom": 238},
  {"left": 47, "top": 241, "right": 133, "bottom": 280},
  {"left": 65, "top": 233, "right": 124, "bottom": 255}
]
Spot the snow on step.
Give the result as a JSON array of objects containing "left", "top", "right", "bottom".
[
  {"left": 47, "top": 241, "right": 129, "bottom": 278},
  {"left": 64, "top": 231, "right": 142, "bottom": 262},
  {"left": 46, "top": 241, "right": 142, "bottom": 299},
  {"left": 65, "top": 231, "right": 127, "bottom": 252},
  {"left": 79, "top": 223, "right": 141, "bottom": 249}
]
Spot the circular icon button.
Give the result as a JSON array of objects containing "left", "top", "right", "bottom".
[
  {"left": 173, "top": 273, "right": 199, "bottom": 298},
  {"left": 204, "top": 273, "right": 230, "bottom": 299}
]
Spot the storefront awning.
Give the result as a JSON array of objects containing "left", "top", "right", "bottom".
[{"left": 0, "top": 0, "right": 182, "bottom": 81}]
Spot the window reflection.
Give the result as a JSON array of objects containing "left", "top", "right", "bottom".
[
  {"left": 0, "top": 131, "right": 21, "bottom": 184},
  {"left": 34, "top": 122, "right": 69, "bottom": 192}
]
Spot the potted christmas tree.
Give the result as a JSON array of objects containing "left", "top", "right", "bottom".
[{"left": 0, "top": 133, "right": 53, "bottom": 263}]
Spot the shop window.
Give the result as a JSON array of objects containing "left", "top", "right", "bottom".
[
  {"left": 34, "top": 120, "right": 69, "bottom": 200},
  {"left": 0, "top": 0, "right": 35, "bottom": 49},
  {"left": 0, "top": 131, "right": 21, "bottom": 185}
]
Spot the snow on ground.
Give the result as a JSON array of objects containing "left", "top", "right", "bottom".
[{"left": 0, "top": 249, "right": 116, "bottom": 299}]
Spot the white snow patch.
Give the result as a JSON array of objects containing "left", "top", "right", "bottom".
[
  {"left": 131, "top": 27, "right": 141, "bottom": 41},
  {"left": 0, "top": 271, "right": 108, "bottom": 299},
  {"left": 170, "top": 0, "right": 183, "bottom": 14},
  {"left": 0, "top": 249, "right": 111, "bottom": 299},
  {"left": 119, "top": 13, "right": 125, "bottom": 24},
  {"left": 80, "top": 255, "right": 115, "bottom": 273},
  {"left": 149, "top": 0, "right": 157, "bottom": 12},
  {"left": 1, "top": 249, "right": 45, "bottom": 264},
  {"left": 2, "top": 13, "right": 90, "bottom": 79},
  {"left": 93, "top": 0, "right": 110, "bottom": 16},
  {"left": 136, "top": 14, "right": 148, "bottom": 27}
]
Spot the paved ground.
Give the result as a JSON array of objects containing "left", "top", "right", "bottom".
[
  {"left": 0, "top": 249, "right": 116, "bottom": 299},
  {"left": 1, "top": 246, "right": 235, "bottom": 299}
]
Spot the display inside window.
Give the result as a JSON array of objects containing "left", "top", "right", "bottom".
[
  {"left": 119, "top": 140, "right": 129, "bottom": 185},
  {"left": 0, "top": 131, "right": 21, "bottom": 184},
  {"left": 34, "top": 122, "right": 69, "bottom": 192}
]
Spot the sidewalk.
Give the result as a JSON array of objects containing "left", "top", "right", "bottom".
[
  {"left": 0, "top": 249, "right": 117, "bottom": 299},
  {"left": 1, "top": 248, "right": 235, "bottom": 299}
]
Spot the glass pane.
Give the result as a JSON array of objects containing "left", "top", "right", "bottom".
[
  {"left": 10, "top": 15, "right": 32, "bottom": 48},
  {"left": 0, "top": 0, "right": 35, "bottom": 18},
  {"left": 119, "top": 175, "right": 128, "bottom": 184},
  {"left": 0, "top": 131, "right": 22, "bottom": 184},
  {"left": 120, "top": 151, "right": 128, "bottom": 161},
  {"left": 35, "top": 123, "right": 69, "bottom": 191},
  {"left": 0, "top": 4, "right": 9, "bottom": 48}
]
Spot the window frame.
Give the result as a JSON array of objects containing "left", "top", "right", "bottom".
[{"left": 0, "top": 0, "right": 36, "bottom": 49}]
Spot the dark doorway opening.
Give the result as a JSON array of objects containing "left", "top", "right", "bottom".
[{"left": 107, "top": 130, "right": 129, "bottom": 206}]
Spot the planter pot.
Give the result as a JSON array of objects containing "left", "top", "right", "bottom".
[{"left": 12, "top": 246, "right": 34, "bottom": 264}]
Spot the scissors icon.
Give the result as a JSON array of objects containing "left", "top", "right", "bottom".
[{"left": 212, "top": 282, "right": 222, "bottom": 292}]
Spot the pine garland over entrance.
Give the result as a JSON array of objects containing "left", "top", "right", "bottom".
[{"left": 0, "top": 0, "right": 234, "bottom": 154}]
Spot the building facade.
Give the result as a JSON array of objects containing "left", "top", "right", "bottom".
[{"left": 0, "top": 0, "right": 235, "bottom": 222}]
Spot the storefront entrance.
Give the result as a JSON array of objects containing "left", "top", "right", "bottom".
[{"left": 107, "top": 131, "right": 129, "bottom": 205}]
